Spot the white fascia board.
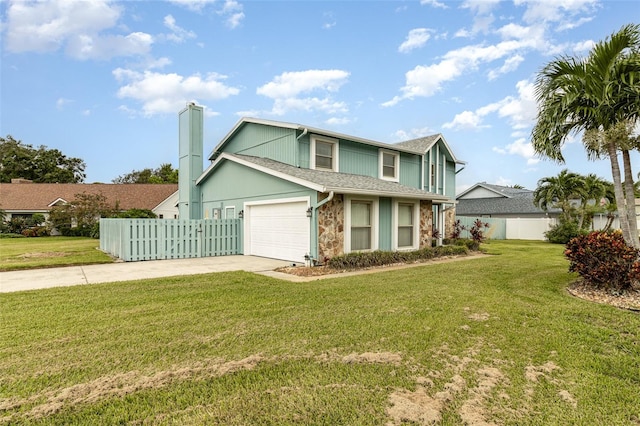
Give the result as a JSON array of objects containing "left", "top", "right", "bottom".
[
  {"left": 47, "top": 197, "right": 69, "bottom": 207},
  {"left": 207, "top": 117, "right": 425, "bottom": 160},
  {"left": 207, "top": 117, "right": 300, "bottom": 160},
  {"left": 327, "top": 187, "right": 451, "bottom": 202},
  {"left": 197, "top": 152, "right": 326, "bottom": 192},
  {"left": 456, "top": 183, "right": 511, "bottom": 200}
]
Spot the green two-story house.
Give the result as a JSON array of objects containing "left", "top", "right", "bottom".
[{"left": 178, "top": 104, "right": 464, "bottom": 263}]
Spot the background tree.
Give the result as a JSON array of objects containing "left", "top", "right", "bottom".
[
  {"left": 112, "top": 163, "right": 178, "bottom": 184},
  {"left": 48, "top": 192, "right": 115, "bottom": 237},
  {"left": 0, "top": 135, "right": 86, "bottom": 183},
  {"left": 533, "top": 169, "right": 582, "bottom": 223},
  {"left": 576, "top": 174, "right": 609, "bottom": 230},
  {"left": 531, "top": 23, "right": 640, "bottom": 248}
]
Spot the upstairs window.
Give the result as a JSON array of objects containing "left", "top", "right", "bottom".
[
  {"left": 379, "top": 149, "right": 399, "bottom": 182},
  {"left": 310, "top": 136, "right": 339, "bottom": 172}
]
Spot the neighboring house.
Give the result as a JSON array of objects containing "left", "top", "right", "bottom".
[
  {"left": 456, "top": 182, "right": 561, "bottom": 219},
  {"left": 178, "top": 104, "right": 464, "bottom": 263},
  {"left": 0, "top": 180, "right": 178, "bottom": 221}
]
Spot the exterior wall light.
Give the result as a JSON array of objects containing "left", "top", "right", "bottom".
[
  {"left": 238, "top": 210, "right": 244, "bottom": 219},
  {"left": 306, "top": 207, "right": 313, "bottom": 218}
]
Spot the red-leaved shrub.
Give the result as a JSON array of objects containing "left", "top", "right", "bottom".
[{"left": 564, "top": 230, "right": 640, "bottom": 293}]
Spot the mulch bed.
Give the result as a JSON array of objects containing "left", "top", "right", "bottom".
[{"left": 567, "top": 281, "right": 640, "bottom": 312}]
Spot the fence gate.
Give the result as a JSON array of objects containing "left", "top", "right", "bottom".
[{"left": 100, "top": 218, "right": 242, "bottom": 261}]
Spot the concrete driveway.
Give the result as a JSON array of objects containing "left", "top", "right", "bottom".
[{"left": 0, "top": 256, "right": 290, "bottom": 293}]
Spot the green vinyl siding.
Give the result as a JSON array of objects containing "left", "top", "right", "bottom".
[
  {"left": 339, "top": 140, "right": 378, "bottom": 176},
  {"left": 199, "top": 160, "right": 318, "bottom": 258},
  {"left": 378, "top": 197, "right": 392, "bottom": 251},
  {"left": 224, "top": 123, "right": 298, "bottom": 166},
  {"left": 199, "top": 160, "right": 314, "bottom": 212},
  {"left": 445, "top": 161, "right": 456, "bottom": 198},
  {"left": 399, "top": 153, "right": 421, "bottom": 189}
]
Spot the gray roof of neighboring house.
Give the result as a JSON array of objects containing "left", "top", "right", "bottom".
[
  {"left": 457, "top": 182, "right": 532, "bottom": 199},
  {"left": 456, "top": 183, "right": 560, "bottom": 216},
  {"left": 199, "top": 153, "right": 452, "bottom": 202}
]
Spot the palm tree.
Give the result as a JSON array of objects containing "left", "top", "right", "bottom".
[
  {"left": 576, "top": 174, "right": 608, "bottom": 230},
  {"left": 531, "top": 23, "right": 640, "bottom": 248},
  {"left": 533, "top": 169, "right": 582, "bottom": 223}
]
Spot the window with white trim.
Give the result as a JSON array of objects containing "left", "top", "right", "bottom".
[
  {"left": 310, "top": 136, "right": 339, "bottom": 172},
  {"left": 351, "top": 201, "right": 372, "bottom": 251},
  {"left": 379, "top": 150, "right": 399, "bottom": 182},
  {"left": 397, "top": 203, "right": 414, "bottom": 248},
  {"left": 345, "top": 196, "right": 379, "bottom": 252},
  {"left": 394, "top": 200, "right": 420, "bottom": 250},
  {"left": 225, "top": 206, "right": 236, "bottom": 219}
]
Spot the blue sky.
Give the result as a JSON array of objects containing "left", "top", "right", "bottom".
[{"left": 1, "top": 0, "right": 638, "bottom": 193}]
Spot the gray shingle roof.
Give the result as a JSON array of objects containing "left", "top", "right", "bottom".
[
  {"left": 456, "top": 185, "right": 561, "bottom": 216},
  {"left": 393, "top": 134, "right": 441, "bottom": 152},
  {"left": 230, "top": 154, "right": 451, "bottom": 201}
]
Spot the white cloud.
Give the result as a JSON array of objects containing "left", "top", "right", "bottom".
[
  {"left": 323, "top": 12, "right": 336, "bottom": 29},
  {"left": 56, "top": 98, "right": 73, "bottom": 110},
  {"left": 167, "top": 0, "right": 216, "bottom": 12},
  {"left": 392, "top": 127, "right": 435, "bottom": 142},
  {"left": 516, "top": 0, "right": 598, "bottom": 26},
  {"left": 503, "top": 138, "right": 539, "bottom": 165},
  {"left": 420, "top": 0, "right": 448, "bottom": 9},
  {"left": 66, "top": 32, "right": 153, "bottom": 60},
  {"left": 384, "top": 39, "right": 534, "bottom": 106},
  {"left": 163, "top": 15, "right": 196, "bottom": 43},
  {"left": 459, "top": 0, "right": 501, "bottom": 35},
  {"left": 487, "top": 54, "right": 524, "bottom": 80},
  {"left": 444, "top": 79, "right": 536, "bottom": 132},
  {"left": 495, "top": 176, "right": 513, "bottom": 186},
  {"left": 113, "top": 69, "right": 240, "bottom": 116},
  {"left": 399, "top": 28, "right": 434, "bottom": 53},
  {"left": 218, "top": 0, "right": 245, "bottom": 29},
  {"left": 2, "top": 0, "right": 152, "bottom": 60},
  {"left": 326, "top": 117, "right": 351, "bottom": 126},
  {"left": 257, "top": 69, "right": 350, "bottom": 116}
]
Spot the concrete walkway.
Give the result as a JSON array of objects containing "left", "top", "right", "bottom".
[{"left": 0, "top": 256, "right": 290, "bottom": 293}]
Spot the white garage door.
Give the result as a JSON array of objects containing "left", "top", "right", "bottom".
[{"left": 247, "top": 200, "right": 310, "bottom": 262}]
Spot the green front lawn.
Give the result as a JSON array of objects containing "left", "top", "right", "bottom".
[
  {"left": 0, "top": 236, "right": 114, "bottom": 271},
  {"left": 1, "top": 240, "right": 638, "bottom": 424}
]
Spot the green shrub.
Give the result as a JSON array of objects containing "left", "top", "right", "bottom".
[
  {"left": 545, "top": 220, "right": 585, "bottom": 244},
  {"left": 0, "top": 233, "right": 26, "bottom": 238},
  {"left": 327, "top": 245, "right": 468, "bottom": 270},
  {"left": 564, "top": 230, "right": 640, "bottom": 293}
]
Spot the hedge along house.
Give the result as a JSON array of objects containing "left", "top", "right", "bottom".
[{"left": 179, "top": 104, "right": 464, "bottom": 264}]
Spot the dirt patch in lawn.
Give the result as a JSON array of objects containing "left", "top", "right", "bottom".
[
  {"left": 386, "top": 341, "right": 573, "bottom": 426},
  {"left": 17, "top": 252, "right": 67, "bottom": 259}
]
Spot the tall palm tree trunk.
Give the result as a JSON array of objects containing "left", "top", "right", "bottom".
[
  {"left": 607, "top": 142, "right": 633, "bottom": 245},
  {"left": 622, "top": 149, "right": 640, "bottom": 248}
]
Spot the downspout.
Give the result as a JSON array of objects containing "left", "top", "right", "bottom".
[{"left": 296, "top": 127, "right": 308, "bottom": 168}]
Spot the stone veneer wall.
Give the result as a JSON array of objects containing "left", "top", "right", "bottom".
[
  {"left": 419, "top": 200, "right": 433, "bottom": 249},
  {"left": 317, "top": 194, "right": 344, "bottom": 263},
  {"left": 444, "top": 207, "right": 456, "bottom": 239}
]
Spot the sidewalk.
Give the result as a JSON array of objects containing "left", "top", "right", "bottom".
[{"left": 0, "top": 256, "right": 289, "bottom": 293}]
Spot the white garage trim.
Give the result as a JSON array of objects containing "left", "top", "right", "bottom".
[{"left": 244, "top": 196, "right": 311, "bottom": 263}]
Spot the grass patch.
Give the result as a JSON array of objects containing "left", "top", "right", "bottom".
[
  {"left": 0, "top": 236, "right": 114, "bottom": 271},
  {"left": 1, "top": 240, "right": 639, "bottom": 424}
]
